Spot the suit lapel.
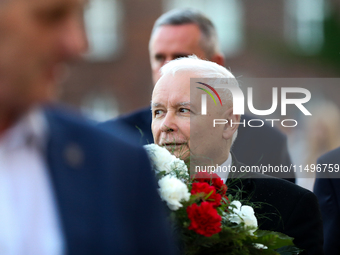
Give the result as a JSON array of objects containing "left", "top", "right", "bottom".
[{"left": 44, "top": 107, "right": 96, "bottom": 254}]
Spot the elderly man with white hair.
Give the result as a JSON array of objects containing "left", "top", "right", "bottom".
[
  {"left": 151, "top": 56, "right": 324, "bottom": 255},
  {"left": 102, "top": 8, "right": 294, "bottom": 183}
]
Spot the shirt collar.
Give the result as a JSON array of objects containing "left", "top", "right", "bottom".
[
  {"left": 0, "top": 107, "right": 48, "bottom": 152},
  {"left": 217, "top": 153, "right": 232, "bottom": 183}
]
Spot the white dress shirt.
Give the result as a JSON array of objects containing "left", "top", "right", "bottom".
[
  {"left": 0, "top": 108, "right": 64, "bottom": 255},
  {"left": 217, "top": 153, "right": 232, "bottom": 183}
]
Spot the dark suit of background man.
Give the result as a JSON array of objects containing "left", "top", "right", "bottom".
[
  {"left": 101, "top": 8, "right": 295, "bottom": 183},
  {"left": 0, "top": 0, "right": 176, "bottom": 254},
  {"left": 314, "top": 147, "right": 340, "bottom": 255}
]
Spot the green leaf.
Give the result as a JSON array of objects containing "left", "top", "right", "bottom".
[
  {"left": 276, "top": 246, "right": 303, "bottom": 255},
  {"left": 255, "top": 230, "right": 295, "bottom": 250}
]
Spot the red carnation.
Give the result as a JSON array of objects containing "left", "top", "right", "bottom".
[
  {"left": 193, "top": 172, "right": 228, "bottom": 196},
  {"left": 191, "top": 182, "right": 221, "bottom": 208},
  {"left": 187, "top": 202, "right": 222, "bottom": 237},
  {"left": 206, "top": 177, "right": 228, "bottom": 196},
  {"left": 193, "top": 171, "right": 219, "bottom": 184},
  {"left": 219, "top": 183, "right": 228, "bottom": 196}
]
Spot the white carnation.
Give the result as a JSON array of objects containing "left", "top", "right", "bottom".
[
  {"left": 158, "top": 175, "right": 190, "bottom": 211},
  {"left": 228, "top": 201, "right": 258, "bottom": 235},
  {"left": 144, "top": 144, "right": 176, "bottom": 173},
  {"left": 144, "top": 144, "right": 188, "bottom": 177},
  {"left": 169, "top": 157, "right": 189, "bottom": 177}
]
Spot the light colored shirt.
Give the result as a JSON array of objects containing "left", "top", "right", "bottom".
[
  {"left": 217, "top": 153, "right": 232, "bottom": 183},
  {"left": 0, "top": 108, "right": 64, "bottom": 255}
]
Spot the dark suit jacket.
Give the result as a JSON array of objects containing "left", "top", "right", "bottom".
[
  {"left": 43, "top": 105, "right": 176, "bottom": 255},
  {"left": 100, "top": 107, "right": 153, "bottom": 145},
  {"left": 314, "top": 147, "right": 340, "bottom": 255},
  {"left": 227, "top": 157, "right": 323, "bottom": 255},
  {"left": 100, "top": 107, "right": 295, "bottom": 182}
]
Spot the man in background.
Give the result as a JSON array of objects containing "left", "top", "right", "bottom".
[
  {"left": 101, "top": 8, "right": 295, "bottom": 182},
  {"left": 314, "top": 147, "right": 340, "bottom": 255},
  {"left": 0, "top": 0, "right": 176, "bottom": 254}
]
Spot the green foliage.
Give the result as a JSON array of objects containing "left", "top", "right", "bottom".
[
  {"left": 179, "top": 221, "right": 301, "bottom": 255},
  {"left": 255, "top": 230, "right": 295, "bottom": 250},
  {"left": 276, "top": 246, "right": 303, "bottom": 255}
]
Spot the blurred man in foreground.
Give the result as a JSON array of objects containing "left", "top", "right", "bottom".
[
  {"left": 0, "top": 0, "right": 176, "bottom": 254},
  {"left": 101, "top": 8, "right": 295, "bottom": 182},
  {"left": 150, "top": 56, "right": 323, "bottom": 254}
]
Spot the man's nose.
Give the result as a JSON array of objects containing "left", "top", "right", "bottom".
[
  {"left": 160, "top": 113, "right": 178, "bottom": 132},
  {"left": 59, "top": 15, "right": 88, "bottom": 59}
]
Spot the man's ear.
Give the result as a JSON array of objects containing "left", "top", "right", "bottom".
[
  {"left": 222, "top": 107, "right": 240, "bottom": 141},
  {"left": 210, "top": 53, "right": 225, "bottom": 66}
]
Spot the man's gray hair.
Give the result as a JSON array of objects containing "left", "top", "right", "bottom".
[
  {"left": 160, "top": 55, "right": 238, "bottom": 105},
  {"left": 160, "top": 55, "right": 240, "bottom": 144},
  {"left": 151, "top": 8, "right": 220, "bottom": 59}
]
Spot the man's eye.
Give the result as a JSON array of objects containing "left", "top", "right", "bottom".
[
  {"left": 35, "top": 7, "right": 68, "bottom": 25},
  {"left": 179, "top": 108, "right": 190, "bottom": 113},
  {"left": 154, "top": 109, "right": 164, "bottom": 117},
  {"left": 154, "top": 54, "right": 165, "bottom": 63},
  {"left": 174, "top": 54, "right": 189, "bottom": 60}
]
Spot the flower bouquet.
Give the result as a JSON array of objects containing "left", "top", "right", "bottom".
[{"left": 144, "top": 144, "right": 302, "bottom": 255}]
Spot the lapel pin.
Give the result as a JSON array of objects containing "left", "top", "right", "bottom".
[{"left": 64, "top": 143, "right": 84, "bottom": 169}]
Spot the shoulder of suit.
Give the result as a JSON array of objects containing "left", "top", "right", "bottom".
[
  {"left": 231, "top": 160, "right": 308, "bottom": 196},
  {"left": 250, "top": 173, "right": 312, "bottom": 197},
  {"left": 100, "top": 107, "right": 151, "bottom": 127},
  {"left": 232, "top": 162, "right": 310, "bottom": 195},
  {"left": 316, "top": 147, "right": 340, "bottom": 179},
  {"left": 44, "top": 105, "right": 145, "bottom": 152},
  {"left": 318, "top": 147, "right": 340, "bottom": 164}
]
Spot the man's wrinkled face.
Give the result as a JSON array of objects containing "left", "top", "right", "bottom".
[
  {"left": 149, "top": 24, "right": 207, "bottom": 85},
  {"left": 151, "top": 71, "right": 231, "bottom": 164},
  {"left": 151, "top": 72, "right": 191, "bottom": 161},
  {"left": 0, "top": 0, "right": 88, "bottom": 112}
]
